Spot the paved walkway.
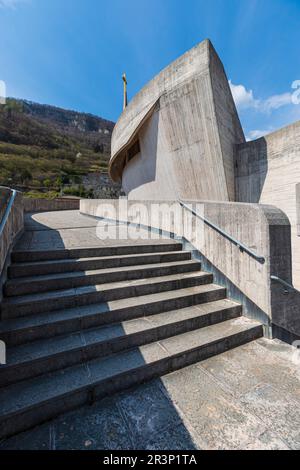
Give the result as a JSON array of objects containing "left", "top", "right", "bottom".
[
  {"left": 1, "top": 338, "right": 299, "bottom": 450},
  {"left": 1, "top": 210, "right": 300, "bottom": 450},
  {"left": 15, "top": 210, "right": 169, "bottom": 251}
]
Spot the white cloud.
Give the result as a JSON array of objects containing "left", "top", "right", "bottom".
[
  {"left": 229, "top": 80, "right": 294, "bottom": 113},
  {"left": 0, "top": 0, "right": 27, "bottom": 9},
  {"left": 262, "top": 93, "right": 293, "bottom": 112},
  {"left": 246, "top": 129, "right": 273, "bottom": 141},
  {"left": 229, "top": 80, "right": 259, "bottom": 110}
]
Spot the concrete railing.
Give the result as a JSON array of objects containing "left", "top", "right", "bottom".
[
  {"left": 80, "top": 198, "right": 299, "bottom": 341},
  {"left": 0, "top": 188, "right": 24, "bottom": 292},
  {"left": 23, "top": 197, "right": 80, "bottom": 213}
]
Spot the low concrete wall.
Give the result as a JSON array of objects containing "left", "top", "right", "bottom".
[
  {"left": 24, "top": 198, "right": 80, "bottom": 213},
  {"left": 80, "top": 198, "right": 300, "bottom": 340},
  {"left": 0, "top": 189, "right": 11, "bottom": 224}
]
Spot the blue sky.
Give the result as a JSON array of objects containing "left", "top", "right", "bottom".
[{"left": 0, "top": 0, "right": 300, "bottom": 139}]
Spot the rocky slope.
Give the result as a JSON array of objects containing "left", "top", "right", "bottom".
[{"left": 0, "top": 98, "right": 121, "bottom": 198}]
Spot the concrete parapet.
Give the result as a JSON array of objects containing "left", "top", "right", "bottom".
[{"left": 23, "top": 198, "right": 80, "bottom": 213}]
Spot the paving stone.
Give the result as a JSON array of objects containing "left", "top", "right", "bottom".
[
  {"left": 243, "top": 430, "right": 289, "bottom": 450},
  {"left": 201, "top": 339, "right": 300, "bottom": 401},
  {"left": 24, "top": 211, "right": 99, "bottom": 231},
  {"left": 116, "top": 381, "right": 184, "bottom": 445},
  {"left": 1, "top": 339, "right": 299, "bottom": 450},
  {"left": 240, "top": 384, "right": 300, "bottom": 449},
  {"left": 54, "top": 398, "right": 132, "bottom": 450},
  {"left": 0, "top": 423, "right": 51, "bottom": 450},
  {"left": 161, "top": 364, "right": 273, "bottom": 450},
  {"left": 15, "top": 210, "right": 175, "bottom": 252},
  {"left": 138, "top": 423, "right": 198, "bottom": 451}
]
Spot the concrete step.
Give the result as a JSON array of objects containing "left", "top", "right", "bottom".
[
  {"left": 0, "top": 299, "right": 242, "bottom": 387},
  {"left": 0, "top": 284, "right": 227, "bottom": 346},
  {"left": 1, "top": 272, "right": 214, "bottom": 319},
  {"left": 0, "top": 317, "right": 263, "bottom": 439},
  {"left": 11, "top": 241, "right": 183, "bottom": 263},
  {"left": 8, "top": 251, "right": 191, "bottom": 279},
  {"left": 4, "top": 260, "right": 201, "bottom": 297}
]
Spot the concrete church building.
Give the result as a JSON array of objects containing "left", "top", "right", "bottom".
[
  {"left": 110, "top": 39, "right": 245, "bottom": 201},
  {"left": 110, "top": 39, "right": 300, "bottom": 292},
  {"left": 2, "top": 39, "right": 300, "bottom": 448}
]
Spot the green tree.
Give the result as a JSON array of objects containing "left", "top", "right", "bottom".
[
  {"left": 20, "top": 169, "right": 32, "bottom": 184},
  {"left": 43, "top": 178, "right": 52, "bottom": 188}
]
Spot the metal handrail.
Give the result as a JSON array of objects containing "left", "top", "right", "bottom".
[
  {"left": 179, "top": 200, "right": 265, "bottom": 264},
  {"left": 0, "top": 187, "right": 17, "bottom": 237},
  {"left": 270, "top": 275, "right": 299, "bottom": 294}
]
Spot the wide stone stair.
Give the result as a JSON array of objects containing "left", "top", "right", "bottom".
[{"left": 0, "top": 239, "right": 263, "bottom": 439}]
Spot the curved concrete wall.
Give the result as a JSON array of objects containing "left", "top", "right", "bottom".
[
  {"left": 110, "top": 39, "right": 245, "bottom": 201},
  {"left": 81, "top": 198, "right": 299, "bottom": 339}
]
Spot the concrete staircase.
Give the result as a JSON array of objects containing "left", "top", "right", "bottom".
[{"left": 0, "top": 239, "right": 263, "bottom": 439}]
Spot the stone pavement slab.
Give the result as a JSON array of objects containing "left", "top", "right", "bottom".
[
  {"left": 0, "top": 337, "right": 299, "bottom": 450},
  {"left": 24, "top": 210, "right": 100, "bottom": 231}
]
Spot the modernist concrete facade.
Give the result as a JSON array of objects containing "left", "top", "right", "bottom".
[
  {"left": 110, "top": 39, "right": 245, "bottom": 201},
  {"left": 109, "top": 39, "right": 300, "bottom": 292}
]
